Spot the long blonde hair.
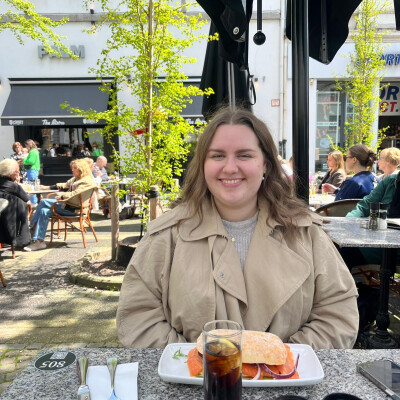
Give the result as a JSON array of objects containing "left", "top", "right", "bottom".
[{"left": 181, "top": 108, "right": 310, "bottom": 236}]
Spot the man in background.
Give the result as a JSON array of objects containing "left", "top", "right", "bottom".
[{"left": 93, "top": 155, "right": 109, "bottom": 182}]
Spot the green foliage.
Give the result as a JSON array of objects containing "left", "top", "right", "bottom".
[
  {"left": 0, "top": 0, "right": 76, "bottom": 58},
  {"left": 67, "top": 0, "right": 212, "bottom": 207},
  {"left": 333, "top": 0, "right": 389, "bottom": 152}
]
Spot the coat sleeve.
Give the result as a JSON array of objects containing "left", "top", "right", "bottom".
[
  {"left": 61, "top": 177, "right": 93, "bottom": 200},
  {"left": 288, "top": 225, "right": 359, "bottom": 348},
  {"left": 330, "top": 171, "right": 346, "bottom": 188},
  {"left": 117, "top": 229, "right": 187, "bottom": 348}
]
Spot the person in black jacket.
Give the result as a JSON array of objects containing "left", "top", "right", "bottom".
[{"left": 0, "top": 159, "right": 30, "bottom": 248}]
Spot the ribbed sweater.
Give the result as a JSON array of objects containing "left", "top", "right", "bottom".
[{"left": 221, "top": 212, "right": 259, "bottom": 270}]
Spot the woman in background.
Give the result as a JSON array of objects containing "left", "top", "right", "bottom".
[
  {"left": 376, "top": 147, "right": 400, "bottom": 181},
  {"left": 323, "top": 144, "right": 376, "bottom": 200},
  {"left": 23, "top": 139, "right": 41, "bottom": 204},
  {"left": 10, "top": 141, "right": 26, "bottom": 182},
  {"left": 24, "top": 159, "right": 95, "bottom": 251},
  {"left": 319, "top": 151, "right": 346, "bottom": 190}
]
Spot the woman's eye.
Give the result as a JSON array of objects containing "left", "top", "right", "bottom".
[
  {"left": 238, "top": 154, "right": 251, "bottom": 159},
  {"left": 211, "top": 154, "right": 224, "bottom": 159}
]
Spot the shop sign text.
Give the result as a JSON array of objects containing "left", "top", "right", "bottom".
[
  {"left": 38, "top": 45, "right": 85, "bottom": 59},
  {"left": 8, "top": 120, "right": 24, "bottom": 125},
  {"left": 380, "top": 84, "right": 400, "bottom": 115},
  {"left": 42, "top": 119, "right": 66, "bottom": 125}
]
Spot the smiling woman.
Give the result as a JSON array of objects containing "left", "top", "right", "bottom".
[{"left": 117, "top": 107, "right": 359, "bottom": 350}]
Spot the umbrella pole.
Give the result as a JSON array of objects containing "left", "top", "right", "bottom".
[
  {"left": 291, "top": 0, "right": 309, "bottom": 203},
  {"left": 227, "top": 62, "right": 236, "bottom": 109}
]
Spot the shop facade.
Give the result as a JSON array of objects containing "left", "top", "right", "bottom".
[{"left": 1, "top": 2, "right": 399, "bottom": 179}]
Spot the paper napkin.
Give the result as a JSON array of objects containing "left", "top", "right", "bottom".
[{"left": 87, "top": 362, "right": 139, "bottom": 400}]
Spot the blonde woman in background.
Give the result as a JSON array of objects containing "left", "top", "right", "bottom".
[
  {"left": 318, "top": 151, "right": 346, "bottom": 190},
  {"left": 24, "top": 159, "right": 95, "bottom": 251},
  {"left": 376, "top": 147, "right": 400, "bottom": 181}
]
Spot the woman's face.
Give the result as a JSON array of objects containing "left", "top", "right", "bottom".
[
  {"left": 377, "top": 152, "right": 389, "bottom": 174},
  {"left": 327, "top": 155, "right": 336, "bottom": 171},
  {"left": 204, "top": 124, "right": 266, "bottom": 220},
  {"left": 71, "top": 164, "right": 81, "bottom": 179},
  {"left": 14, "top": 144, "right": 22, "bottom": 154},
  {"left": 345, "top": 151, "right": 357, "bottom": 172}
]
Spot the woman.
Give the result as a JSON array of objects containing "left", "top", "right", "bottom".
[
  {"left": 117, "top": 108, "right": 358, "bottom": 349},
  {"left": 23, "top": 139, "right": 41, "bottom": 204},
  {"left": 323, "top": 144, "right": 376, "bottom": 201},
  {"left": 24, "top": 159, "right": 95, "bottom": 251},
  {"left": 10, "top": 142, "right": 27, "bottom": 182},
  {"left": 0, "top": 159, "right": 30, "bottom": 247},
  {"left": 318, "top": 151, "right": 346, "bottom": 189},
  {"left": 376, "top": 147, "right": 400, "bottom": 181}
]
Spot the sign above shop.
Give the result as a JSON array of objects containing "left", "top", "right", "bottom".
[
  {"left": 381, "top": 54, "right": 400, "bottom": 65},
  {"left": 38, "top": 45, "right": 85, "bottom": 59},
  {"left": 380, "top": 84, "right": 400, "bottom": 115}
]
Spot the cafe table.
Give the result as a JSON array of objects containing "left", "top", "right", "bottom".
[
  {"left": 322, "top": 217, "right": 400, "bottom": 349},
  {"left": 2, "top": 347, "right": 400, "bottom": 399},
  {"left": 308, "top": 193, "right": 336, "bottom": 209}
]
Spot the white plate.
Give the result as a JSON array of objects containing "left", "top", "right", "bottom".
[{"left": 158, "top": 342, "right": 324, "bottom": 387}]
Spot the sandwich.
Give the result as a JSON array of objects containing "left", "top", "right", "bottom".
[{"left": 187, "top": 330, "right": 299, "bottom": 380}]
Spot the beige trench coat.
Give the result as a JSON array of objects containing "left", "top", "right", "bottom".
[
  {"left": 117, "top": 197, "right": 359, "bottom": 349},
  {"left": 56, "top": 175, "right": 95, "bottom": 211}
]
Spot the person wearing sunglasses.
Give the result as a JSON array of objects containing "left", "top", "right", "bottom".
[{"left": 322, "top": 144, "right": 376, "bottom": 201}]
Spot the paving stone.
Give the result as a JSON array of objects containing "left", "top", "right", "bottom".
[
  {"left": 0, "top": 344, "right": 26, "bottom": 351},
  {"left": 0, "top": 359, "right": 16, "bottom": 372},
  {"left": 104, "top": 342, "right": 120, "bottom": 348},
  {"left": 25, "top": 343, "right": 45, "bottom": 350},
  {"left": 0, "top": 381, "right": 12, "bottom": 394},
  {"left": 2, "top": 350, "right": 24, "bottom": 357},
  {"left": 4, "top": 370, "right": 20, "bottom": 381}
]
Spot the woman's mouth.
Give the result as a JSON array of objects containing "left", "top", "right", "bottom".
[{"left": 220, "top": 179, "right": 243, "bottom": 185}]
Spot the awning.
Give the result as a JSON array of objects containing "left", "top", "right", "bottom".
[{"left": 1, "top": 83, "right": 109, "bottom": 126}]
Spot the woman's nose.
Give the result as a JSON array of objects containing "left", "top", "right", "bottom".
[{"left": 222, "top": 157, "right": 239, "bottom": 173}]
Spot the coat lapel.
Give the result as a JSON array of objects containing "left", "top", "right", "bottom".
[{"left": 242, "top": 225, "right": 311, "bottom": 332}]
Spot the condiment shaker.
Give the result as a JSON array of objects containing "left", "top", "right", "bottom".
[
  {"left": 378, "top": 203, "right": 388, "bottom": 230},
  {"left": 369, "top": 202, "right": 379, "bottom": 231}
]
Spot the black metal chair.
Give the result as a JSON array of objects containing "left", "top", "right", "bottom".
[{"left": 314, "top": 199, "right": 360, "bottom": 217}]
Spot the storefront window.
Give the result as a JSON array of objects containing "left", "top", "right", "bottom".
[{"left": 315, "top": 82, "right": 349, "bottom": 172}]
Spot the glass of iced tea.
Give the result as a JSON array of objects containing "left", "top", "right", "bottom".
[{"left": 202, "top": 320, "right": 242, "bottom": 400}]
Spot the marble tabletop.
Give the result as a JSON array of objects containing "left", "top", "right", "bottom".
[
  {"left": 2, "top": 347, "right": 400, "bottom": 399},
  {"left": 322, "top": 217, "right": 400, "bottom": 248}
]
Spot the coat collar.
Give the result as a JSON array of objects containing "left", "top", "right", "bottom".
[{"left": 176, "top": 196, "right": 321, "bottom": 241}]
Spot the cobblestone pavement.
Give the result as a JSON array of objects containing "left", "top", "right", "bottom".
[{"left": 0, "top": 212, "right": 141, "bottom": 395}]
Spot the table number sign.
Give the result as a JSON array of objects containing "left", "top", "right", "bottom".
[{"left": 34, "top": 351, "right": 76, "bottom": 371}]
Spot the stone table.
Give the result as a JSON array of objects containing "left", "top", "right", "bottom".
[
  {"left": 2, "top": 347, "right": 400, "bottom": 399},
  {"left": 323, "top": 217, "right": 400, "bottom": 349}
]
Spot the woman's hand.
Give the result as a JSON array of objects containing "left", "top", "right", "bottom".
[
  {"left": 55, "top": 195, "right": 62, "bottom": 200},
  {"left": 322, "top": 183, "right": 336, "bottom": 193}
]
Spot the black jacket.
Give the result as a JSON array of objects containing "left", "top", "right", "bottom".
[{"left": 0, "top": 177, "right": 30, "bottom": 246}]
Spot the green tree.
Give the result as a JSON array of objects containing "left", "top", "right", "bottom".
[
  {"left": 334, "top": 0, "right": 389, "bottom": 151},
  {"left": 67, "top": 0, "right": 212, "bottom": 216},
  {"left": 0, "top": 0, "right": 75, "bottom": 58}
]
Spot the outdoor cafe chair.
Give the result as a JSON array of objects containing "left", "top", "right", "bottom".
[
  {"left": 49, "top": 187, "right": 98, "bottom": 248},
  {"left": 314, "top": 199, "right": 360, "bottom": 217}
]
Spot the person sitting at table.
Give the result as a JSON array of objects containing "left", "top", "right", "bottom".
[
  {"left": 376, "top": 147, "right": 400, "bottom": 182},
  {"left": 10, "top": 141, "right": 27, "bottom": 182},
  {"left": 0, "top": 159, "right": 30, "bottom": 248},
  {"left": 318, "top": 151, "right": 346, "bottom": 190},
  {"left": 117, "top": 107, "right": 359, "bottom": 349},
  {"left": 23, "top": 159, "right": 95, "bottom": 252},
  {"left": 323, "top": 144, "right": 376, "bottom": 201},
  {"left": 94, "top": 156, "right": 109, "bottom": 182}
]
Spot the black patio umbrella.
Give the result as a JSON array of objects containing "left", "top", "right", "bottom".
[{"left": 200, "top": 22, "right": 253, "bottom": 121}]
